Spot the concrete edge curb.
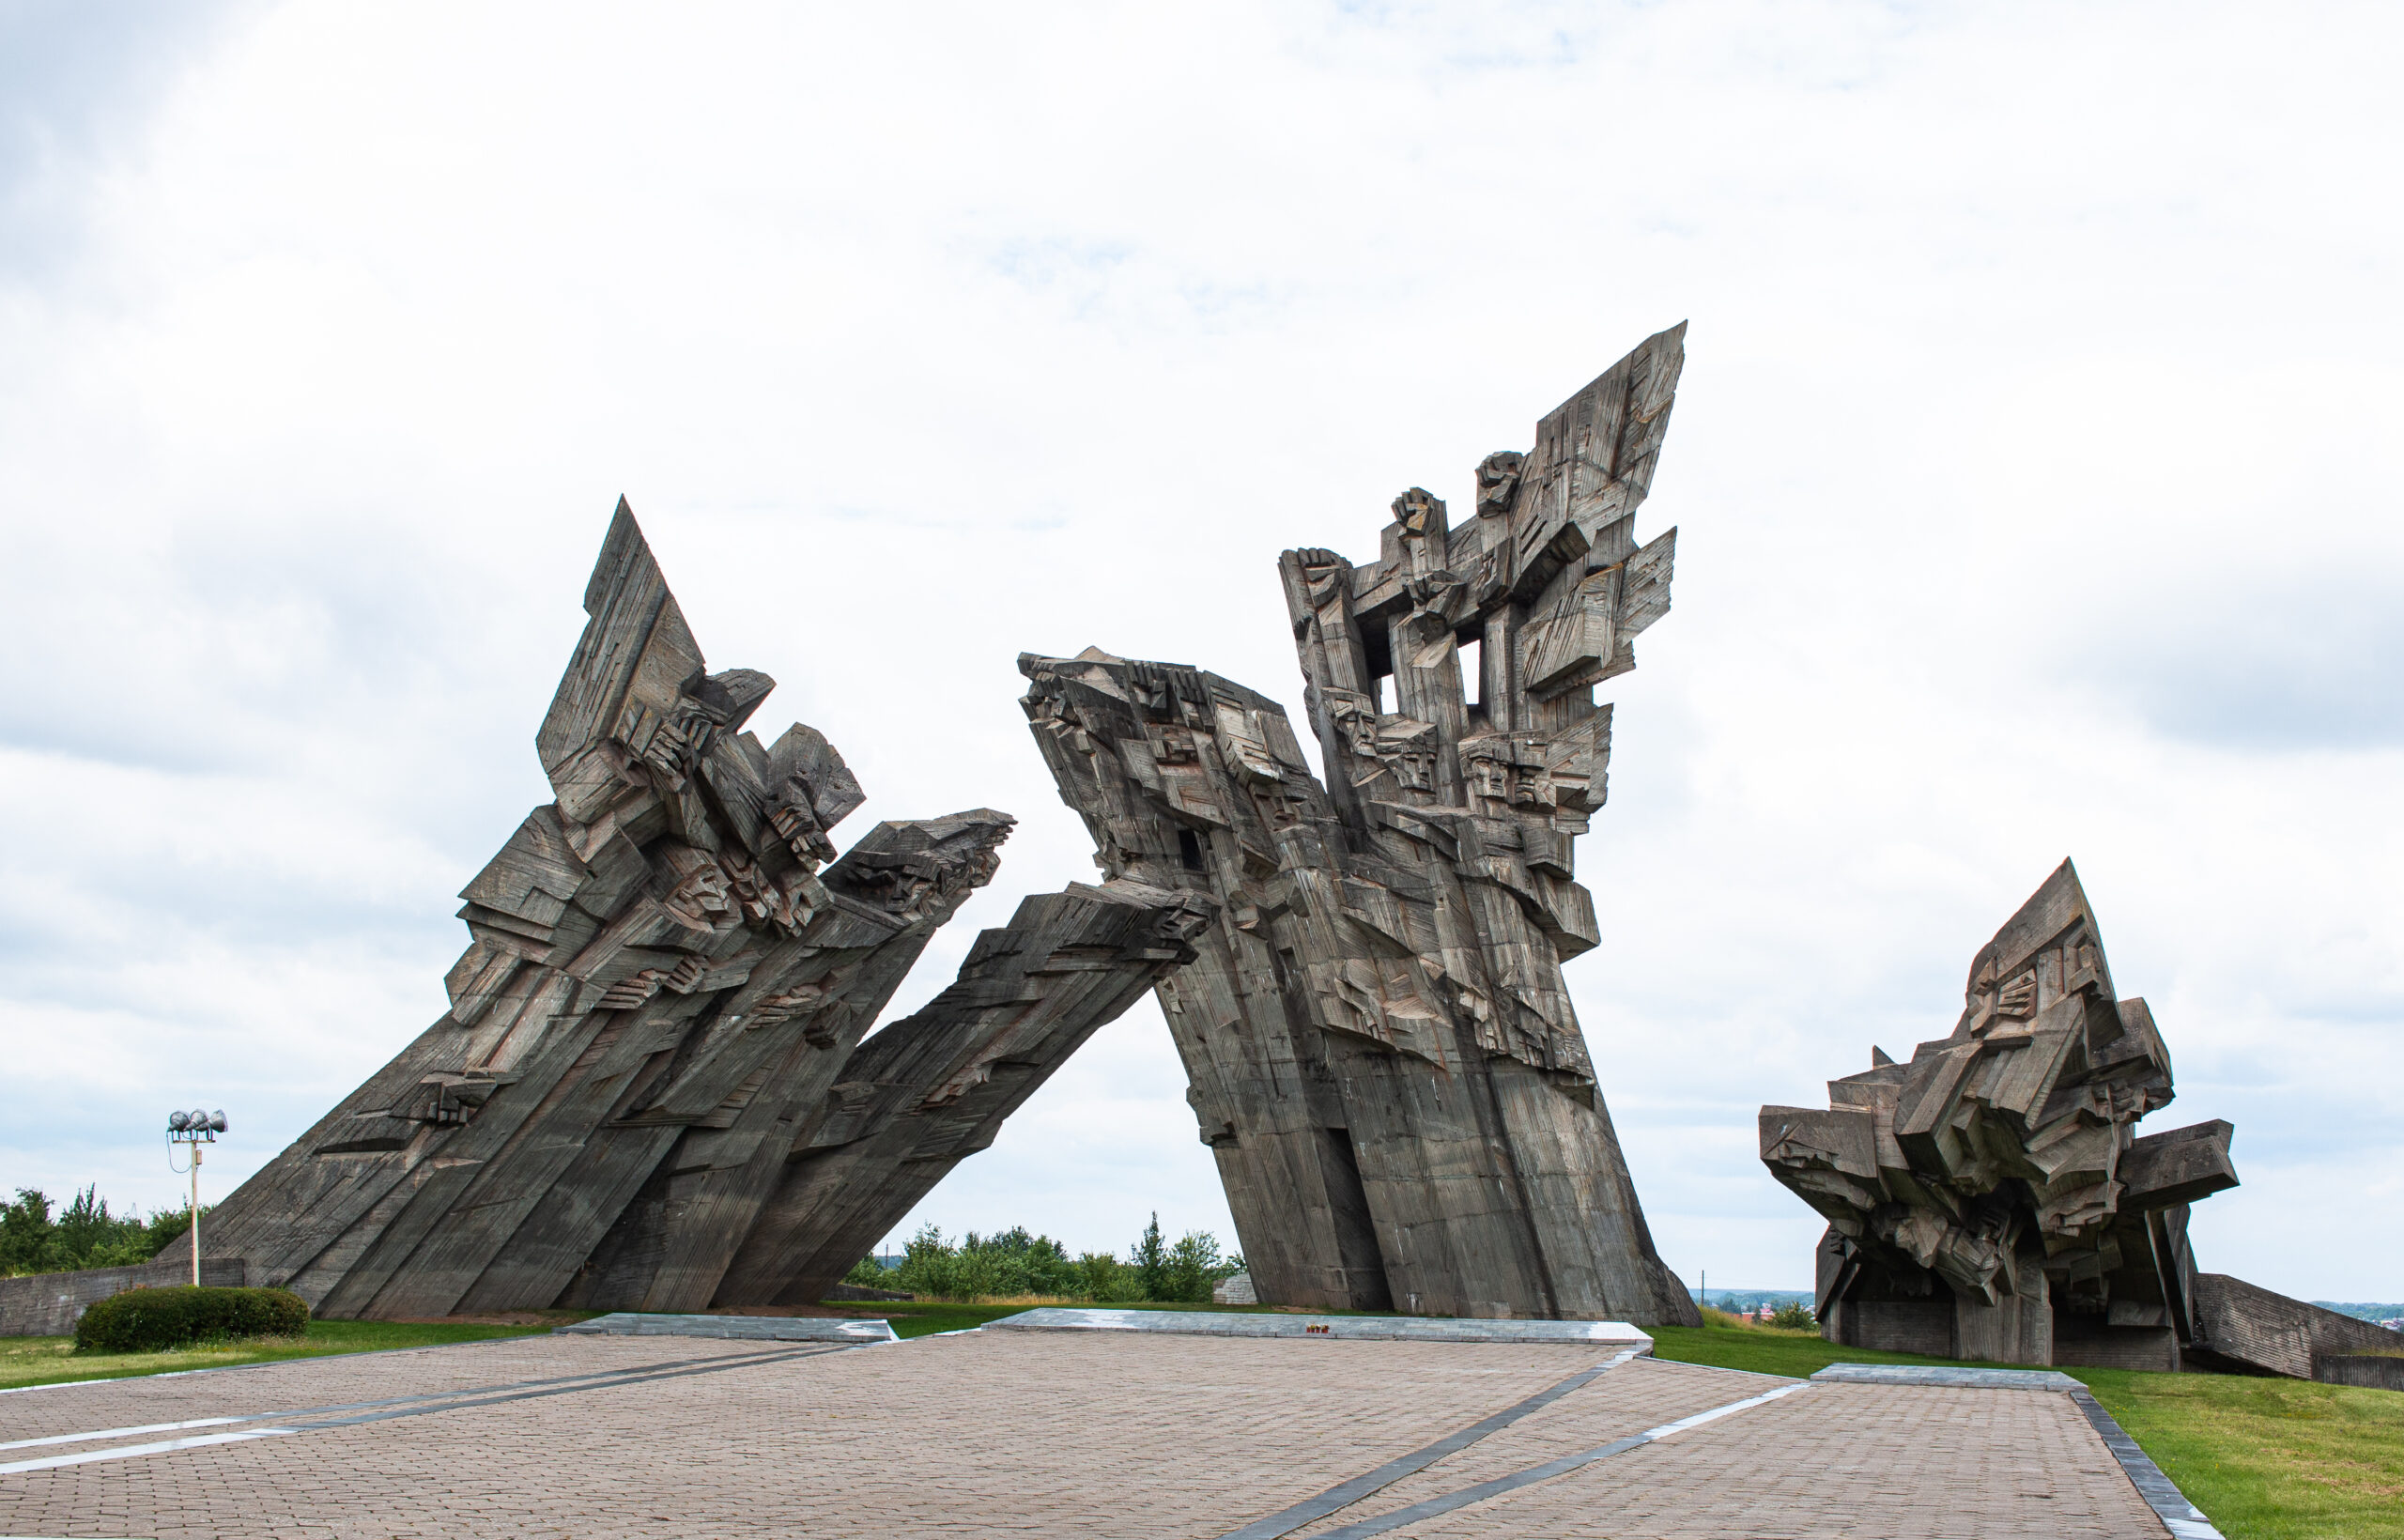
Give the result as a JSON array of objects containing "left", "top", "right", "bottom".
[
  {"left": 0, "top": 1332, "right": 545, "bottom": 1397},
  {"left": 1809, "top": 1363, "right": 2084, "bottom": 1391},
  {"left": 556, "top": 1314, "right": 897, "bottom": 1344},
  {"left": 2069, "top": 1387, "right": 2225, "bottom": 1540}
]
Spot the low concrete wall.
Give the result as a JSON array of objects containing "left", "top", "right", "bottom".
[
  {"left": 0, "top": 1258, "right": 247, "bottom": 1337},
  {"left": 2054, "top": 1320, "right": 2181, "bottom": 1373},
  {"left": 2193, "top": 1273, "right": 2404, "bottom": 1383},
  {"left": 2318, "top": 1354, "right": 2404, "bottom": 1393}
]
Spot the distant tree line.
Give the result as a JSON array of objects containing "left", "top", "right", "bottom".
[
  {"left": 1689, "top": 1287, "right": 1814, "bottom": 1314},
  {"left": 1, "top": 1188, "right": 197, "bottom": 1277},
  {"left": 1700, "top": 1300, "right": 1817, "bottom": 1331},
  {"left": 847, "top": 1213, "right": 1244, "bottom": 1304}
]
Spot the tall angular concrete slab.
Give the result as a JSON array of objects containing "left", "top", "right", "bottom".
[{"left": 1019, "top": 327, "right": 1703, "bottom": 1325}]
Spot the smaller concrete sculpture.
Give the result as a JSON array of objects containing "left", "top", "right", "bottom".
[{"left": 1763, "top": 861, "right": 2402, "bottom": 1382}]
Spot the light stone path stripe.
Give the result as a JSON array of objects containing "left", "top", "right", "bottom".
[
  {"left": 0, "top": 1344, "right": 808, "bottom": 1454},
  {"left": 0, "top": 1344, "right": 839, "bottom": 1476},
  {"left": 1211, "top": 1348, "right": 1648, "bottom": 1540},
  {"left": 0, "top": 1332, "right": 545, "bottom": 1398},
  {"left": 2071, "top": 1388, "right": 2226, "bottom": 1540},
  {"left": 0, "top": 1419, "right": 247, "bottom": 1455},
  {"left": 1307, "top": 1380, "right": 1815, "bottom": 1540}
]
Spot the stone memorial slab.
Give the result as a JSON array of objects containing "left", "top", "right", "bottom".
[
  {"left": 1810, "top": 1363, "right": 2083, "bottom": 1391},
  {"left": 986, "top": 1307, "right": 1654, "bottom": 1348},
  {"left": 557, "top": 1313, "right": 896, "bottom": 1343}
]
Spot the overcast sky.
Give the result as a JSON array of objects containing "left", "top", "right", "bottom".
[{"left": 2, "top": 0, "right": 2397, "bottom": 1299}]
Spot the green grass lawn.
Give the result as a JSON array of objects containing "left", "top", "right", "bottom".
[
  {"left": 2078, "top": 1366, "right": 2404, "bottom": 1540},
  {"left": 0, "top": 1317, "right": 563, "bottom": 1392}
]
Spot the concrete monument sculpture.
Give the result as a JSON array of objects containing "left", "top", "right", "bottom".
[
  {"left": 145, "top": 330, "right": 1704, "bottom": 1328},
  {"left": 1021, "top": 323, "right": 1701, "bottom": 1325},
  {"left": 162, "top": 503, "right": 1207, "bottom": 1317},
  {"left": 1762, "top": 860, "right": 2402, "bottom": 1383}
]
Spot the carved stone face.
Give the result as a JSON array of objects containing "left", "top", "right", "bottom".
[
  {"left": 1301, "top": 561, "right": 1346, "bottom": 608},
  {"left": 1511, "top": 762, "right": 1557, "bottom": 810},
  {"left": 665, "top": 862, "right": 737, "bottom": 930},
  {"left": 1328, "top": 694, "right": 1381, "bottom": 760},
  {"left": 1466, "top": 756, "right": 1511, "bottom": 805},
  {"left": 1152, "top": 897, "right": 1217, "bottom": 945}
]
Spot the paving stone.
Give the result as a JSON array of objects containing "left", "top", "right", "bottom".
[{"left": 0, "top": 1330, "right": 2182, "bottom": 1538}]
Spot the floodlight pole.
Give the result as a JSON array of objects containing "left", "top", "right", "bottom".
[
  {"left": 167, "top": 1111, "right": 223, "bottom": 1288},
  {"left": 189, "top": 1142, "right": 202, "bottom": 1288}
]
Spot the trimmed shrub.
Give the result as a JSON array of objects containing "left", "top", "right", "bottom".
[{"left": 74, "top": 1286, "right": 310, "bottom": 1354}]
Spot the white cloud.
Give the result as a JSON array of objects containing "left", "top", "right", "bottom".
[{"left": 1, "top": 0, "right": 2396, "bottom": 1295}]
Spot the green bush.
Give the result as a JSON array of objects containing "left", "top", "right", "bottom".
[
  {"left": 1076, "top": 1251, "right": 1146, "bottom": 1302},
  {"left": 1768, "top": 1301, "right": 1817, "bottom": 1331},
  {"left": 74, "top": 1286, "right": 310, "bottom": 1354},
  {"left": 877, "top": 1219, "right": 1243, "bottom": 1303},
  {"left": 1163, "top": 1228, "right": 1225, "bottom": 1303},
  {"left": 891, "top": 1225, "right": 1086, "bottom": 1301},
  {"left": 1127, "top": 1211, "right": 1239, "bottom": 1303}
]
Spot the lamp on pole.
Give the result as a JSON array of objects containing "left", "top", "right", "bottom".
[{"left": 166, "top": 1109, "right": 226, "bottom": 1288}]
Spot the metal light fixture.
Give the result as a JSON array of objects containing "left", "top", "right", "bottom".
[{"left": 166, "top": 1107, "right": 228, "bottom": 1288}]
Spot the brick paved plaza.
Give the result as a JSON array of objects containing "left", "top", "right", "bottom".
[{"left": 0, "top": 1326, "right": 2178, "bottom": 1539}]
